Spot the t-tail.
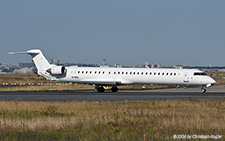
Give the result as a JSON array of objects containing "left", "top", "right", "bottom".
[
  {"left": 9, "top": 49, "right": 51, "bottom": 76},
  {"left": 8, "top": 49, "right": 66, "bottom": 80}
]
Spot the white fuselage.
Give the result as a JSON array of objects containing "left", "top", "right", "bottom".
[{"left": 45, "top": 67, "right": 215, "bottom": 87}]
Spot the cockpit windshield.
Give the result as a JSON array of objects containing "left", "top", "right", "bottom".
[{"left": 194, "top": 72, "right": 206, "bottom": 76}]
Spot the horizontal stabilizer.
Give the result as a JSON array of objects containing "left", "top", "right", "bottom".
[
  {"left": 8, "top": 49, "right": 42, "bottom": 55},
  {"left": 8, "top": 52, "right": 30, "bottom": 55}
]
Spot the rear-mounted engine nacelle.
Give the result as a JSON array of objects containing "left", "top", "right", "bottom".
[{"left": 47, "top": 66, "right": 66, "bottom": 75}]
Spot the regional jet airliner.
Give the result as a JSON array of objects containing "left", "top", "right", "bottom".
[{"left": 9, "top": 49, "right": 215, "bottom": 93}]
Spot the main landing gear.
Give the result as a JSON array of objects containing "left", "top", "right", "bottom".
[
  {"left": 95, "top": 86, "right": 105, "bottom": 92},
  {"left": 111, "top": 86, "right": 118, "bottom": 92},
  {"left": 95, "top": 85, "right": 118, "bottom": 92}
]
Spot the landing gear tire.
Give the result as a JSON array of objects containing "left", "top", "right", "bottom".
[
  {"left": 111, "top": 86, "right": 118, "bottom": 92},
  {"left": 201, "top": 89, "right": 206, "bottom": 93},
  {"left": 95, "top": 86, "right": 105, "bottom": 92}
]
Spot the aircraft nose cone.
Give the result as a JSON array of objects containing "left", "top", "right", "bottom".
[
  {"left": 205, "top": 77, "right": 216, "bottom": 87},
  {"left": 208, "top": 77, "right": 216, "bottom": 86},
  {"left": 211, "top": 78, "right": 216, "bottom": 84}
]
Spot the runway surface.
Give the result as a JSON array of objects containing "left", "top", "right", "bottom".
[{"left": 0, "top": 85, "right": 224, "bottom": 102}]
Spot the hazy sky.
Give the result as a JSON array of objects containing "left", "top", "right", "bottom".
[{"left": 0, "top": 0, "right": 225, "bottom": 66}]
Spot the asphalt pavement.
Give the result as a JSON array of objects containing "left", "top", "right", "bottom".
[{"left": 0, "top": 85, "right": 224, "bottom": 102}]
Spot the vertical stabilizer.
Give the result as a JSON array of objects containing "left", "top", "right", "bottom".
[{"left": 9, "top": 49, "right": 51, "bottom": 75}]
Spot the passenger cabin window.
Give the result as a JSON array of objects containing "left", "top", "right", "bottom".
[{"left": 194, "top": 72, "right": 206, "bottom": 76}]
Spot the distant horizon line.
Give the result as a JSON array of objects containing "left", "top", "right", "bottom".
[{"left": 1, "top": 62, "right": 225, "bottom": 68}]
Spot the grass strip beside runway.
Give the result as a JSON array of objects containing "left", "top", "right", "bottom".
[{"left": 0, "top": 99, "right": 224, "bottom": 140}]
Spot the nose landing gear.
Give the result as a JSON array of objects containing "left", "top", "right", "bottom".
[{"left": 201, "top": 86, "right": 206, "bottom": 93}]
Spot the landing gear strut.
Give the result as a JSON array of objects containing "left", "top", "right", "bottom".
[{"left": 201, "top": 86, "right": 206, "bottom": 93}]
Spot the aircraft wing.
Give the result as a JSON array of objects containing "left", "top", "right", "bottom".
[
  {"left": 76, "top": 80, "right": 122, "bottom": 86},
  {"left": 73, "top": 79, "right": 133, "bottom": 86}
]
